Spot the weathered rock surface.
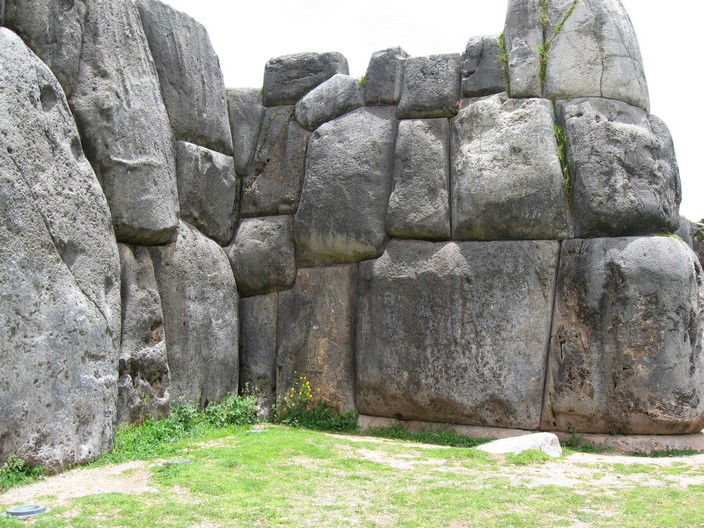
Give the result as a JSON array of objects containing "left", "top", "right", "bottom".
[
  {"left": 227, "top": 88, "right": 265, "bottom": 176},
  {"left": 356, "top": 240, "right": 559, "bottom": 429},
  {"left": 557, "top": 98, "right": 680, "bottom": 237},
  {"left": 175, "top": 141, "right": 238, "bottom": 246},
  {"left": 149, "top": 222, "right": 239, "bottom": 406},
  {"left": 387, "top": 119, "right": 451, "bottom": 240},
  {"left": 477, "top": 433, "right": 563, "bottom": 457},
  {"left": 545, "top": 0, "right": 649, "bottom": 110},
  {"left": 452, "top": 94, "right": 572, "bottom": 240},
  {"left": 295, "top": 107, "right": 396, "bottom": 266},
  {"left": 240, "top": 106, "right": 310, "bottom": 217},
  {"left": 240, "top": 294, "right": 278, "bottom": 417},
  {"left": 277, "top": 265, "right": 357, "bottom": 413},
  {"left": 117, "top": 245, "right": 170, "bottom": 425},
  {"left": 262, "top": 52, "right": 349, "bottom": 106},
  {"left": 542, "top": 237, "right": 704, "bottom": 435},
  {"left": 226, "top": 216, "right": 296, "bottom": 297},
  {"left": 398, "top": 54, "right": 461, "bottom": 118},
  {"left": 503, "top": 0, "right": 543, "bottom": 98},
  {"left": 676, "top": 217, "right": 695, "bottom": 248},
  {"left": 295, "top": 74, "right": 364, "bottom": 131},
  {"left": 364, "top": 47, "right": 409, "bottom": 105},
  {"left": 6, "top": 0, "right": 180, "bottom": 245},
  {"left": 0, "top": 29, "right": 121, "bottom": 469},
  {"left": 461, "top": 36, "right": 506, "bottom": 97},
  {"left": 137, "top": 0, "right": 233, "bottom": 154}
]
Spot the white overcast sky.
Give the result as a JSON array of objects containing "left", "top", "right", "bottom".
[{"left": 162, "top": 0, "right": 702, "bottom": 222}]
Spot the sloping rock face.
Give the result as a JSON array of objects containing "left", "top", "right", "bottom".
[
  {"left": 5, "top": 0, "right": 180, "bottom": 245},
  {"left": 0, "top": 29, "right": 120, "bottom": 469},
  {"left": 295, "top": 74, "right": 364, "bottom": 131},
  {"left": 542, "top": 237, "right": 704, "bottom": 434}
]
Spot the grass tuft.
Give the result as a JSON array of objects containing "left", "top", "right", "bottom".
[
  {"left": 554, "top": 124, "right": 573, "bottom": 209},
  {"left": 359, "top": 74, "right": 366, "bottom": 87},
  {"left": 0, "top": 454, "right": 44, "bottom": 491},
  {"left": 540, "top": 0, "right": 580, "bottom": 82},
  {"left": 562, "top": 430, "right": 610, "bottom": 454},
  {"left": 365, "top": 426, "right": 490, "bottom": 448},
  {"left": 507, "top": 449, "right": 554, "bottom": 465},
  {"left": 497, "top": 33, "right": 511, "bottom": 94}
]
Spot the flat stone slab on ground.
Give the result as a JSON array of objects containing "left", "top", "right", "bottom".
[{"left": 477, "top": 433, "right": 563, "bottom": 457}]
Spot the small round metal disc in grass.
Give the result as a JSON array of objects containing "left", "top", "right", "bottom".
[{"left": 5, "top": 504, "right": 50, "bottom": 519}]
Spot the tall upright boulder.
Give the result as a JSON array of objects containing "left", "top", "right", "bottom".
[
  {"left": 227, "top": 88, "right": 266, "bottom": 176},
  {"left": 0, "top": 29, "right": 121, "bottom": 469}
]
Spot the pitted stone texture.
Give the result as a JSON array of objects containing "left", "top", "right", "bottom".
[
  {"left": 176, "top": 141, "right": 238, "bottom": 246},
  {"left": 295, "top": 107, "right": 396, "bottom": 266},
  {"left": 227, "top": 88, "right": 265, "bottom": 176},
  {"left": 295, "top": 74, "right": 364, "bottom": 131},
  {"left": 149, "top": 222, "right": 239, "bottom": 406},
  {"left": 226, "top": 216, "right": 296, "bottom": 297},
  {"left": 557, "top": 98, "right": 680, "bottom": 238},
  {"left": 364, "top": 47, "right": 409, "bottom": 105},
  {"left": 503, "top": 0, "right": 543, "bottom": 97},
  {"left": 357, "top": 240, "right": 559, "bottom": 429},
  {"left": 7, "top": 0, "right": 180, "bottom": 245},
  {"left": 0, "top": 29, "right": 120, "bottom": 469},
  {"left": 398, "top": 54, "right": 461, "bottom": 118},
  {"left": 137, "top": 0, "right": 233, "bottom": 154},
  {"left": 240, "top": 106, "right": 310, "bottom": 217},
  {"left": 542, "top": 237, "right": 704, "bottom": 435},
  {"left": 240, "top": 294, "right": 278, "bottom": 417},
  {"left": 452, "top": 94, "right": 572, "bottom": 240},
  {"left": 545, "top": 0, "right": 649, "bottom": 110},
  {"left": 262, "top": 52, "right": 349, "bottom": 107},
  {"left": 387, "top": 119, "right": 451, "bottom": 240},
  {"left": 461, "top": 36, "right": 506, "bottom": 97},
  {"left": 277, "top": 265, "right": 357, "bottom": 413},
  {"left": 117, "top": 244, "right": 170, "bottom": 425}
]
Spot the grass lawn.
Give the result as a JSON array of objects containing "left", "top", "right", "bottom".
[{"left": 2, "top": 424, "right": 704, "bottom": 528}]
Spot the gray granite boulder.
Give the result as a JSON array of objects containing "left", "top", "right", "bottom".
[
  {"left": 397, "top": 54, "right": 462, "bottom": 118},
  {"left": 117, "top": 244, "right": 170, "bottom": 424},
  {"left": 226, "top": 216, "right": 296, "bottom": 297},
  {"left": 0, "top": 29, "right": 120, "bottom": 469},
  {"left": 262, "top": 52, "right": 349, "bottom": 106},
  {"left": 137, "top": 0, "right": 233, "bottom": 154},
  {"left": 295, "top": 74, "right": 364, "bottom": 131},
  {"left": 176, "top": 141, "right": 238, "bottom": 246},
  {"left": 544, "top": 0, "right": 649, "bottom": 110},
  {"left": 7, "top": 0, "right": 180, "bottom": 245},
  {"left": 364, "top": 47, "right": 409, "bottom": 105},
  {"left": 356, "top": 240, "right": 559, "bottom": 429},
  {"left": 240, "top": 294, "right": 278, "bottom": 417},
  {"left": 542, "top": 237, "right": 704, "bottom": 435},
  {"left": 240, "top": 106, "right": 310, "bottom": 217},
  {"left": 295, "top": 107, "right": 397, "bottom": 266},
  {"left": 477, "top": 433, "right": 562, "bottom": 457},
  {"left": 277, "top": 265, "right": 357, "bottom": 413},
  {"left": 503, "top": 0, "right": 543, "bottom": 97},
  {"left": 461, "top": 36, "right": 506, "bottom": 97},
  {"left": 557, "top": 98, "right": 680, "bottom": 237},
  {"left": 227, "top": 88, "right": 265, "bottom": 176},
  {"left": 149, "top": 222, "right": 239, "bottom": 406},
  {"left": 452, "top": 94, "right": 572, "bottom": 240},
  {"left": 387, "top": 119, "right": 451, "bottom": 240}
]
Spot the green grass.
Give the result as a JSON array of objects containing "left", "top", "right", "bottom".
[
  {"left": 365, "top": 425, "right": 489, "bottom": 448},
  {"left": 359, "top": 74, "right": 366, "bottom": 86},
  {"left": 0, "top": 455, "right": 44, "bottom": 491},
  {"left": 554, "top": 124, "right": 573, "bottom": 209},
  {"left": 497, "top": 32, "right": 511, "bottom": 94},
  {"left": 540, "top": 0, "right": 580, "bottom": 83}
]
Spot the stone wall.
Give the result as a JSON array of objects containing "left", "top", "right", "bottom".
[{"left": 1, "top": 0, "right": 703, "bottom": 470}]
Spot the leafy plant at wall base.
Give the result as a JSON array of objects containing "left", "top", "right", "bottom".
[
  {"left": 0, "top": 454, "right": 44, "bottom": 490},
  {"left": 554, "top": 124, "right": 573, "bottom": 209}
]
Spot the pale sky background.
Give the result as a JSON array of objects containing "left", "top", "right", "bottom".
[{"left": 163, "top": 0, "right": 702, "bottom": 222}]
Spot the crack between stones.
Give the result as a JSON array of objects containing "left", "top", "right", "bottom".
[{"left": 539, "top": 240, "right": 562, "bottom": 430}]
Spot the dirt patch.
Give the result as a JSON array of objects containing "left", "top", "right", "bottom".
[{"left": 326, "top": 433, "right": 452, "bottom": 450}]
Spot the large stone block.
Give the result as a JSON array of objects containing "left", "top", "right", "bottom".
[
  {"left": 240, "top": 106, "right": 310, "bottom": 217},
  {"left": 277, "top": 265, "right": 357, "bottom": 413},
  {"left": 227, "top": 88, "right": 265, "bottom": 176},
  {"left": 461, "top": 36, "right": 506, "bottom": 97},
  {"left": 295, "top": 74, "right": 364, "bottom": 131},
  {"left": 542, "top": 237, "right": 704, "bottom": 435},
  {"left": 175, "top": 141, "right": 238, "bottom": 246},
  {"left": 262, "top": 52, "right": 349, "bottom": 106},
  {"left": 149, "top": 222, "right": 239, "bottom": 406},
  {"left": 295, "top": 107, "right": 396, "bottom": 266},
  {"left": 397, "top": 54, "right": 462, "bottom": 118},
  {"left": 557, "top": 98, "right": 680, "bottom": 237},
  {"left": 356, "top": 240, "right": 559, "bottom": 429},
  {"left": 117, "top": 245, "right": 170, "bottom": 425},
  {"left": 6, "top": 0, "right": 179, "bottom": 245},
  {"left": 240, "top": 294, "right": 278, "bottom": 417},
  {"left": 503, "top": 0, "right": 543, "bottom": 98},
  {"left": 0, "top": 29, "right": 121, "bottom": 469},
  {"left": 452, "top": 94, "right": 572, "bottom": 240},
  {"left": 226, "top": 216, "right": 296, "bottom": 297},
  {"left": 364, "top": 47, "right": 409, "bottom": 105},
  {"left": 387, "top": 119, "right": 451, "bottom": 240},
  {"left": 137, "top": 0, "right": 233, "bottom": 154}
]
